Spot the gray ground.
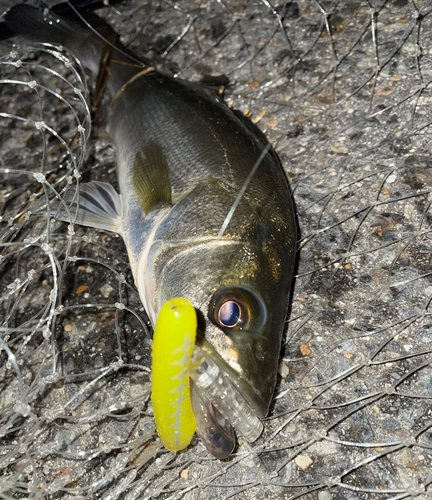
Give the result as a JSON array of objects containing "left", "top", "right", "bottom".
[{"left": 1, "top": 0, "right": 432, "bottom": 499}]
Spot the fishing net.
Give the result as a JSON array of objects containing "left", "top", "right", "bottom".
[{"left": 1, "top": 0, "right": 432, "bottom": 499}]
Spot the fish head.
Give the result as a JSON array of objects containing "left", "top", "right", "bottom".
[{"left": 155, "top": 239, "right": 288, "bottom": 416}]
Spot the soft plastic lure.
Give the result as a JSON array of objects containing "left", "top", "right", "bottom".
[{"left": 151, "top": 298, "right": 197, "bottom": 451}]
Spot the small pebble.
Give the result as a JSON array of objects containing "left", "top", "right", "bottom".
[
  {"left": 278, "top": 360, "right": 289, "bottom": 378},
  {"left": 100, "top": 283, "right": 115, "bottom": 298},
  {"left": 300, "top": 343, "right": 312, "bottom": 356},
  {"left": 318, "top": 491, "right": 332, "bottom": 500},
  {"left": 265, "top": 118, "right": 279, "bottom": 128},
  {"left": 295, "top": 455, "right": 313, "bottom": 471}
]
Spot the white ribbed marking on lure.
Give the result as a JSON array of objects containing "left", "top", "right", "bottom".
[{"left": 168, "top": 333, "right": 194, "bottom": 444}]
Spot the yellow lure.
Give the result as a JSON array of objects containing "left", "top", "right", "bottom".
[{"left": 151, "top": 298, "right": 197, "bottom": 451}]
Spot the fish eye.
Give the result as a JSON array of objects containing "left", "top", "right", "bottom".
[
  {"left": 213, "top": 295, "right": 249, "bottom": 329},
  {"left": 209, "top": 286, "right": 267, "bottom": 332},
  {"left": 218, "top": 300, "right": 241, "bottom": 328}
]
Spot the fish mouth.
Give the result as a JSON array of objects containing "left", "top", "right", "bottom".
[{"left": 189, "top": 338, "right": 264, "bottom": 457}]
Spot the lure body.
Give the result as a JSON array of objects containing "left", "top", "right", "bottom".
[{"left": 151, "top": 298, "right": 197, "bottom": 451}]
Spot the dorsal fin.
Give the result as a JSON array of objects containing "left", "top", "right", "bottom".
[{"left": 132, "top": 143, "right": 172, "bottom": 215}]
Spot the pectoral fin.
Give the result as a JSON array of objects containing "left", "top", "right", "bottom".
[
  {"left": 49, "top": 181, "right": 122, "bottom": 233},
  {"left": 132, "top": 143, "right": 172, "bottom": 215}
]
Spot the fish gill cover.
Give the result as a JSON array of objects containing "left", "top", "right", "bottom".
[{"left": 0, "top": 0, "right": 431, "bottom": 499}]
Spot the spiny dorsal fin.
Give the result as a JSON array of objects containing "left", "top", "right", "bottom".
[{"left": 132, "top": 143, "right": 172, "bottom": 215}]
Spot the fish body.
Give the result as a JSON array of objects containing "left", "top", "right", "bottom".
[{"left": 5, "top": 3, "right": 297, "bottom": 457}]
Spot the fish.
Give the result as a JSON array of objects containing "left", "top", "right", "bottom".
[{"left": 4, "top": 2, "right": 297, "bottom": 458}]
